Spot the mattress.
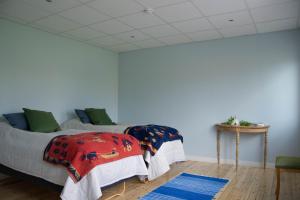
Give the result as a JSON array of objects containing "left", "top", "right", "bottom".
[
  {"left": 61, "top": 119, "right": 186, "bottom": 180},
  {"left": 0, "top": 121, "right": 148, "bottom": 200}
]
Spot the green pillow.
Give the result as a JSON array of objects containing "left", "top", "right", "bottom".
[
  {"left": 85, "top": 108, "right": 113, "bottom": 125},
  {"left": 23, "top": 108, "right": 60, "bottom": 133}
]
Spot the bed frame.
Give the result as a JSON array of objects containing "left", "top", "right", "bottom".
[
  {"left": 0, "top": 163, "right": 63, "bottom": 192},
  {"left": 0, "top": 163, "right": 134, "bottom": 193}
]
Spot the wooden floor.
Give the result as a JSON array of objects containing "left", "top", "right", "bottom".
[{"left": 0, "top": 161, "right": 299, "bottom": 200}]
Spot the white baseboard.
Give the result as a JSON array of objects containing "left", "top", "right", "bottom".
[{"left": 186, "top": 155, "right": 275, "bottom": 168}]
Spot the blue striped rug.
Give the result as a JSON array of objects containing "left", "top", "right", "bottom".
[{"left": 141, "top": 173, "right": 229, "bottom": 200}]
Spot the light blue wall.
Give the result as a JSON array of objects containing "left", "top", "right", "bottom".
[
  {"left": 1, "top": 18, "right": 299, "bottom": 164},
  {"left": 0, "top": 19, "right": 118, "bottom": 123},
  {"left": 119, "top": 29, "right": 300, "bottom": 164}
]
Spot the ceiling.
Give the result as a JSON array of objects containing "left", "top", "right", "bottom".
[{"left": 0, "top": 0, "right": 299, "bottom": 52}]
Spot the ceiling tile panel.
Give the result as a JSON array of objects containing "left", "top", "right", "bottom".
[
  {"left": 137, "top": 0, "right": 187, "bottom": 8},
  {"left": 256, "top": 18, "right": 298, "bottom": 33},
  {"left": 118, "top": 12, "right": 165, "bottom": 29},
  {"left": 132, "top": 39, "right": 166, "bottom": 48},
  {"left": 89, "top": 19, "right": 134, "bottom": 34},
  {"left": 1, "top": 0, "right": 298, "bottom": 52},
  {"left": 78, "top": 0, "right": 93, "bottom": 3},
  {"left": 246, "top": 0, "right": 294, "bottom": 9},
  {"left": 87, "top": 0, "right": 143, "bottom": 17},
  {"left": 186, "top": 30, "right": 222, "bottom": 41},
  {"left": 59, "top": 5, "right": 110, "bottom": 25},
  {"left": 24, "top": 0, "right": 81, "bottom": 13},
  {"left": 108, "top": 43, "right": 140, "bottom": 52},
  {"left": 250, "top": 1, "right": 300, "bottom": 22},
  {"left": 29, "top": 23, "right": 59, "bottom": 33},
  {"left": 141, "top": 24, "right": 180, "bottom": 37},
  {"left": 192, "top": 0, "right": 247, "bottom": 16},
  {"left": 114, "top": 30, "right": 150, "bottom": 42},
  {"left": 32, "top": 15, "right": 82, "bottom": 33},
  {"left": 0, "top": 0, "right": 51, "bottom": 23},
  {"left": 172, "top": 18, "right": 214, "bottom": 33},
  {"left": 155, "top": 2, "right": 202, "bottom": 22},
  {"left": 0, "top": 14, "right": 28, "bottom": 25},
  {"left": 158, "top": 34, "right": 192, "bottom": 45},
  {"left": 209, "top": 11, "right": 254, "bottom": 28},
  {"left": 64, "top": 27, "right": 106, "bottom": 40},
  {"left": 219, "top": 24, "right": 257, "bottom": 37}
]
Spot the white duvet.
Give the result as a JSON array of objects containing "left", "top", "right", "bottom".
[
  {"left": 61, "top": 119, "right": 186, "bottom": 181},
  {"left": 0, "top": 121, "right": 148, "bottom": 200}
]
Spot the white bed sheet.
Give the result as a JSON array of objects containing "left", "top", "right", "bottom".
[
  {"left": 61, "top": 119, "right": 186, "bottom": 180},
  {"left": 0, "top": 122, "right": 148, "bottom": 200},
  {"left": 145, "top": 140, "right": 185, "bottom": 180}
]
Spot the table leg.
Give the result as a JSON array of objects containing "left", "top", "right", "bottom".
[
  {"left": 275, "top": 168, "right": 280, "bottom": 200},
  {"left": 236, "top": 130, "right": 240, "bottom": 171},
  {"left": 217, "top": 130, "right": 220, "bottom": 165},
  {"left": 264, "top": 131, "right": 268, "bottom": 169}
]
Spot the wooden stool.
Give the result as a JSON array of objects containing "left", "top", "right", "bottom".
[{"left": 275, "top": 156, "right": 300, "bottom": 200}]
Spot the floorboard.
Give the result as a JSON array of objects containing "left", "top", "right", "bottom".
[{"left": 0, "top": 161, "right": 299, "bottom": 200}]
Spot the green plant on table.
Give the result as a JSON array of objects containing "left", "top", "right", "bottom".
[
  {"left": 223, "top": 116, "right": 235, "bottom": 125},
  {"left": 223, "top": 116, "right": 252, "bottom": 126},
  {"left": 239, "top": 120, "right": 252, "bottom": 126}
]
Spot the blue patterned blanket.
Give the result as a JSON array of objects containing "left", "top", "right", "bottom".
[{"left": 124, "top": 124, "right": 183, "bottom": 156}]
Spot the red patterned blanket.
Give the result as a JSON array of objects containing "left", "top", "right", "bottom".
[{"left": 43, "top": 132, "right": 142, "bottom": 182}]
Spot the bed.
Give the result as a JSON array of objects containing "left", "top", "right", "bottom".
[
  {"left": 0, "top": 120, "right": 148, "bottom": 200},
  {"left": 61, "top": 119, "right": 186, "bottom": 181}
]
